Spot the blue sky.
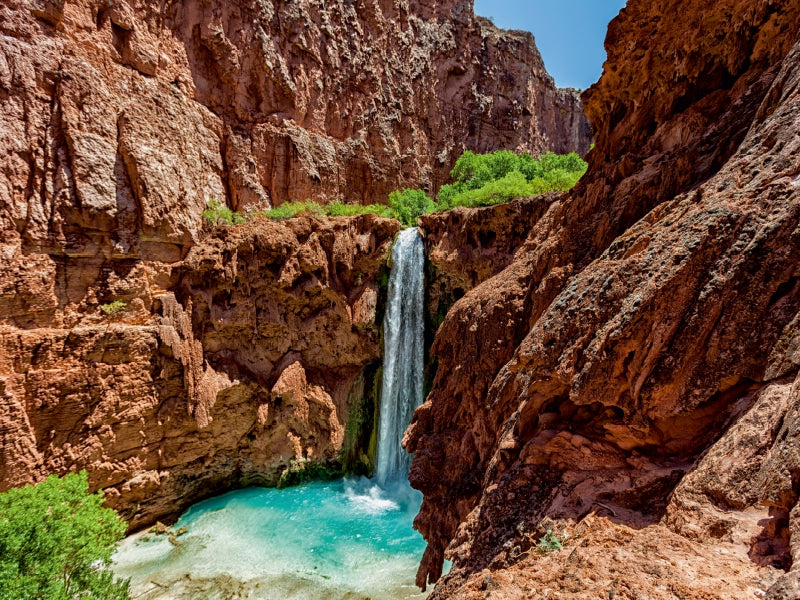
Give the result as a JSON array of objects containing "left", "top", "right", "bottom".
[{"left": 473, "top": 0, "right": 628, "bottom": 90}]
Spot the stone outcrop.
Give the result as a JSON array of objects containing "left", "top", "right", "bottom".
[
  {"left": 407, "top": 0, "right": 800, "bottom": 597},
  {"left": 0, "top": 215, "right": 398, "bottom": 527},
  {"left": 420, "top": 195, "right": 557, "bottom": 329}
]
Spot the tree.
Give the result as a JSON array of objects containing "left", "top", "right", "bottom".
[
  {"left": 0, "top": 471, "right": 130, "bottom": 599},
  {"left": 388, "top": 188, "right": 434, "bottom": 227}
]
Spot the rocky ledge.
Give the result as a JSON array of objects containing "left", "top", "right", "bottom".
[{"left": 1, "top": 215, "right": 398, "bottom": 528}]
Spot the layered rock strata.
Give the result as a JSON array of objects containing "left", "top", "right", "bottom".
[
  {"left": 0, "top": 215, "right": 398, "bottom": 528},
  {"left": 406, "top": 0, "right": 800, "bottom": 597}
]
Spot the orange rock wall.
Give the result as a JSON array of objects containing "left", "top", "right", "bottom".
[
  {"left": 0, "top": 215, "right": 398, "bottom": 528},
  {"left": 407, "top": 1, "right": 800, "bottom": 597}
]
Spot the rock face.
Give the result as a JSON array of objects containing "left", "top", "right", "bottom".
[
  {"left": 0, "top": 0, "right": 588, "bottom": 526},
  {"left": 0, "top": 214, "right": 398, "bottom": 528},
  {"left": 407, "top": 0, "right": 800, "bottom": 597},
  {"left": 420, "top": 195, "right": 557, "bottom": 330},
  {"left": 0, "top": 0, "right": 590, "bottom": 236}
]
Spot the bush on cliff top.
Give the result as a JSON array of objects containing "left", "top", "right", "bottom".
[
  {"left": 253, "top": 149, "right": 587, "bottom": 225},
  {"left": 435, "top": 150, "right": 587, "bottom": 209},
  {"left": 388, "top": 189, "right": 435, "bottom": 227},
  {"left": 0, "top": 471, "right": 130, "bottom": 600},
  {"left": 263, "top": 200, "right": 393, "bottom": 220},
  {"left": 203, "top": 198, "right": 248, "bottom": 225}
]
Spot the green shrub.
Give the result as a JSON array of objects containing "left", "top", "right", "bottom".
[
  {"left": 445, "top": 170, "right": 535, "bottom": 208},
  {"left": 324, "top": 201, "right": 393, "bottom": 218},
  {"left": 204, "top": 149, "right": 586, "bottom": 227},
  {"left": 0, "top": 471, "right": 130, "bottom": 599},
  {"left": 450, "top": 149, "right": 520, "bottom": 190},
  {"left": 537, "top": 529, "right": 564, "bottom": 554},
  {"left": 202, "top": 199, "right": 246, "bottom": 226},
  {"left": 388, "top": 188, "right": 434, "bottom": 227},
  {"left": 263, "top": 200, "right": 325, "bottom": 220},
  {"left": 99, "top": 300, "right": 127, "bottom": 316},
  {"left": 434, "top": 150, "right": 587, "bottom": 209}
]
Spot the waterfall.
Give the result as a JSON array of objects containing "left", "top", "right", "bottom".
[{"left": 374, "top": 227, "right": 425, "bottom": 485}]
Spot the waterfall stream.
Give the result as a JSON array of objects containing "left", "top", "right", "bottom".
[
  {"left": 113, "top": 227, "right": 430, "bottom": 599},
  {"left": 375, "top": 227, "right": 426, "bottom": 484}
]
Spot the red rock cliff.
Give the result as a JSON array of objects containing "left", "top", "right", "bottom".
[
  {"left": 407, "top": 1, "right": 800, "bottom": 597},
  {"left": 1, "top": 0, "right": 590, "bottom": 230},
  {"left": 1, "top": 214, "right": 399, "bottom": 528}
]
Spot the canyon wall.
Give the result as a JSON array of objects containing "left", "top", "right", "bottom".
[
  {"left": 1, "top": 215, "right": 399, "bottom": 528},
  {"left": 0, "top": 0, "right": 590, "bottom": 233},
  {"left": 407, "top": 0, "right": 800, "bottom": 598},
  {"left": 0, "top": 0, "right": 588, "bottom": 527}
]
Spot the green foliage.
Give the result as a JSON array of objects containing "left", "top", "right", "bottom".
[
  {"left": 441, "top": 170, "right": 536, "bottom": 208},
  {"left": 263, "top": 200, "right": 325, "bottom": 220},
  {"left": 387, "top": 188, "right": 434, "bottom": 227},
  {"left": 537, "top": 529, "right": 563, "bottom": 554},
  {"left": 323, "top": 201, "right": 393, "bottom": 219},
  {"left": 99, "top": 300, "right": 126, "bottom": 316},
  {"left": 0, "top": 471, "right": 130, "bottom": 600},
  {"left": 435, "top": 150, "right": 587, "bottom": 210},
  {"left": 202, "top": 198, "right": 247, "bottom": 226},
  {"left": 262, "top": 200, "right": 393, "bottom": 220},
  {"left": 253, "top": 149, "right": 586, "bottom": 225},
  {"left": 263, "top": 199, "right": 410, "bottom": 224}
]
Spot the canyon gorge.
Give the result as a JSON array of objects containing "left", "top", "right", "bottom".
[
  {"left": 0, "top": 0, "right": 589, "bottom": 531},
  {"left": 2, "top": 0, "right": 800, "bottom": 599}
]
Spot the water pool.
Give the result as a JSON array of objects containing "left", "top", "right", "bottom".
[{"left": 113, "top": 478, "right": 429, "bottom": 599}]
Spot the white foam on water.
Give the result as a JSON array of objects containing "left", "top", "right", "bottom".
[{"left": 345, "top": 483, "right": 401, "bottom": 515}]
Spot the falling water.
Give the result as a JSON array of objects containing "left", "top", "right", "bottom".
[
  {"left": 375, "top": 227, "right": 426, "bottom": 485},
  {"left": 113, "top": 227, "right": 431, "bottom": 599}
]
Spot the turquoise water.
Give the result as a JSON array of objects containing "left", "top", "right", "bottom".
[{"left": 113, "top": 478, "right": 429, "bottom": 600}]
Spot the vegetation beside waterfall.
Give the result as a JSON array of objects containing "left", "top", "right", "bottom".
[
  {"left": 435, "top": 150, "right": 587, "bottom": 209},
  {"left": 204, "top": 150, "right": 587, "bottom": 227},
  {"left": 0, "top": 472, "right": 130, "bottom": 600}
]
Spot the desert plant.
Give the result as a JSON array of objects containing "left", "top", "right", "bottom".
[
  {"left": 99, "top": 300, "right": 127, "bottom": 316},
  {"left": 203, "top": 198, "right": 246, "bottom": 226},
  {"left": 537, "top": 529, "right": 564, "bottom": 554},
  {"left": 0, "top": 471, "right": 130, "bottom": 599},
  {"left": 325, "top": 201, "right": 393, "bottom": 218}
]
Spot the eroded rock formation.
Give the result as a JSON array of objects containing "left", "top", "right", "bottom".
[
  {"left": 1, "top": 0, "right": 590, "bottom": 236},
  {"left": 420, "top": 195, "right": 557, "bottom": 330},
  {"left": 407, "top": 0, "right": 800, "bottom": 597},
  {"left": 1, "top": 215, "right": 398, "bottom": 527}
]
